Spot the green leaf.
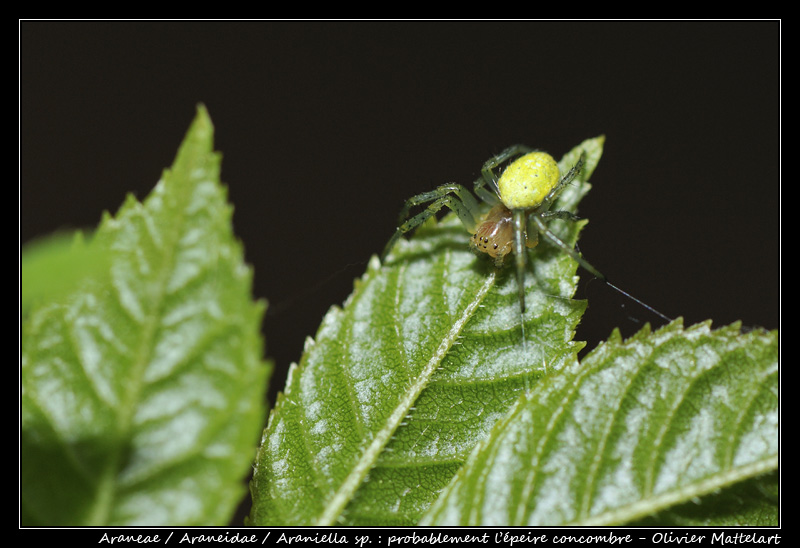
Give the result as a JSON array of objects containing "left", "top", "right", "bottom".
[
  {"left": 21, "top": 106, "right": 271, "bottom": 526},
  {"left": 249, "top": 137, "right": 605, "bottom": 526},
  {"left": 21, "top": 231, "right": 109, "bottom": 317},
  {"left": 421, "top": 320, "right": 779, "bottom": 526}
]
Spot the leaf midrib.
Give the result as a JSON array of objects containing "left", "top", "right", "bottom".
[
  {"left": 569, "top": 455, "right": 779, "bottom": 526},
  {"left": 90, "top": 175, "right": 194, "bottom": 525},
  {"left": 315, "top": 267, "right": 498, "bottom": 526}
]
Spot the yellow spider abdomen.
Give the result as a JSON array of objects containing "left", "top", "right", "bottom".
[{"left": 497, "top": 151, "right": 560, "bottom": 209}]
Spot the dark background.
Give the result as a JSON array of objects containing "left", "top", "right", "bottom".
[{"left": 21, "top": 21, "right": 780, "bottom": 406}]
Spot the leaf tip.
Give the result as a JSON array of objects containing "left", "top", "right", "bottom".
[
  {"left": 193, "top": 103, "right": 213, "bottom": 132},
  {"left": 368, "top": 254, "right": 382, "bottom": 272}
]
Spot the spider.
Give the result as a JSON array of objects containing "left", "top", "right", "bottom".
[{"left": 380, "top": 145, "right": 670, "bottom": 338}]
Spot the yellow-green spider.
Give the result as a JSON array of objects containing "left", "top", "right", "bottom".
[{"left": 381, "top": 145, "right": 669, "bottom": 333}]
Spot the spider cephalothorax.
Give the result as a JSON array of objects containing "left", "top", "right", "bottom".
[{"left": 469, "top": 203, "right": 534, "bottom": 266}]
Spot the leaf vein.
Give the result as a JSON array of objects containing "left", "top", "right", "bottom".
[{"left": 315, "top": 270, "right": 498, "bottom": 525}]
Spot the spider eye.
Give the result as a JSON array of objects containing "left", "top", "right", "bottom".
[{"left": 497, "top": 151, "right": 560, "bottom": 209}]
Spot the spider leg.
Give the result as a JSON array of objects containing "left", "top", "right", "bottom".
[
  {"left": 512, "top": 209, "right": 530, "bottom": 351},
  {"left": 472, "top": 176, "right": 500, "bottom": 206},
  {"left": 530, "top": 214, "right": 606, "bottom": 281},
  {"left": 382, "top": 184, "right": 481, "bottom": 262},
  {"left": 537, "top": 152, "right": 585, "bottom": 213},
  {"left": 480, "top": 145, "right": 533, "bottom": 195},
  {"left": 511, "top": 209, "right": 530, "bottom": 314},
  {"left": 396, "top": 183, "right": 479, "bottom": 225},
  {"left": 512, "top": 209, "right": 579, "bottom": 319},
  {"left": 531, "top": 214, "right": 674, "bottom": 323},
  {"left": 540, "top": 210, "right": 580, "bottom": 222}
]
